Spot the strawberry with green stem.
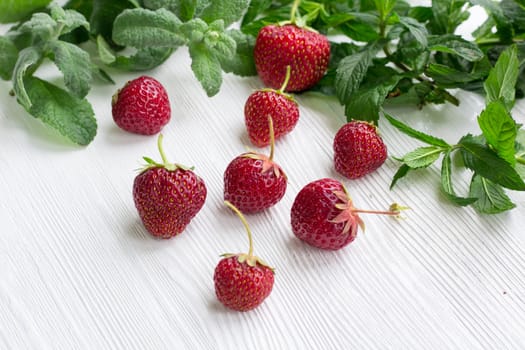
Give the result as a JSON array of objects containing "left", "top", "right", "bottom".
[
  {"left": 224, "top": 115, "right": 287, "bottom": 213},
  {"left": 245, "top": 65, "right": 300, "bottom": 147},
  {"left": 253, "top": 0, "right": 330, "bottom": 92},
  {"left": 214, "top": 200, "right": 275, "bottom": 312},
  {"left": 133, "top": 134, "right": 207, "bottom": 238}
]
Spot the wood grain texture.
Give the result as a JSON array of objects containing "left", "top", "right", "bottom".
[{"left": 1, "top": 25, "right": 525, "bottom": 350}]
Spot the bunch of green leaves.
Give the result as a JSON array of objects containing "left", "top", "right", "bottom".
[
  {"left": 386, "top": 45, "right": 525, "bottom": 214},
  {"left": 0, "top": 0, "right": 52, "bottom": 24},
  {"left": 0, "top": 4, "right": 100, "bottom": 145},
  {"left": 104, "top": 0, "right": 258, "bottom": 96},
  {"left": 239, "top": 0, "right": 496, "bottom": 124}
]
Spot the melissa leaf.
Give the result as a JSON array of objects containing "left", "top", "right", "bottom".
[
  {"left": 218, "top": 29, "right": 256, "bottom": 76},
  {"left": 18, "top": 12, "right": 56, "bottom": 42},
  {"left": 13, "top": 46, "right": 42, "bottom": 110},
  {"left": 144, "top": 0, "right": 198, "bottom": 22},
  {"left": 23, "top": 76, "right": 97, "bottom": 145},
  {"left": 0, "top": 36, "right": 18, "bottom": 80},
  {"left": 47, "top": 40, "right": 92, "bottom": 98},
  {"left": 200, "top": 0, "right": 250, "bottom": 27},
  {"left": 112, "top": 8, "right": 185, "bottom": 49},
  {"left": 0, "top": 0, "right": 51, "bottom": 24},
  {"left": 469, "top": 174, "right": 516, "bottom": 214},
  {"left": 189, "top": 42, "right": 222, "bottom": 97},
  {"left": 477, "top": 100, "right": 517, "bottom": 165}
]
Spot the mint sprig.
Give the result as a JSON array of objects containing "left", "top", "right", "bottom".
[
  {"left": 3, "top": 4, "right": 97, "bottom": 145},
  {"left": 387, "top": 45, "right": 525, "bottom": 214}
]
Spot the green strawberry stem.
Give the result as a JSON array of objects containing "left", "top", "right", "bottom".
[
  {"left": 225, "top": 200, "right": 254, "bottom": 257},
  {"left": 290, "top": 0, "right": 301, "bottom": 24},
  {"left": 157, "top": 133, "right": 176, "bottom": 171},
  {"left": 268, "top": 115, "right": 275, "bottom": 162},
  {"left": 277, "top": 66, "right": 292, "bottom": 94}
]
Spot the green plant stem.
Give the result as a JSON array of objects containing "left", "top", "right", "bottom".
[
  {"left": 225, "top": 200, "right": 254, "bottom": 257},
  {"left": 268, "top": 115, "right": 275, "bottom": 161},
  {"left": 290, "top": 0, "right": 301, "bottom": 23}
]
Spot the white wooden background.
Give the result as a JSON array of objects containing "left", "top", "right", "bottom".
[{"left": 1, "top": 8, "right": 525, "bottom": 349}]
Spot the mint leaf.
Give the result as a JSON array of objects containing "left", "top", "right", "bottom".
[
  {"left": 459, "top": 136, "right": 525, "bottom": 190},
  {"left": 205, "top": 20, "right": 236, "bottom": 62},
  {"left": 18, "top": 12, "right": 57, "bottom": 42},
  {"left": 398, "top": 16, "right": 428, "bottom": 47},
  {"left": 241, "top": 0, "right": 272, "bottom": 27},
  {"left": 390, "top": 164, "right": 411, "bottom": 189},
  {"left": 13, "top": 46, "right": 42, "bottom": 110},
  {"left": 345, "top": 74, "right": 402, "bottom": 123},
  {"left": 484, "top": 44, "right": 519, "bottom": 109},
  {"left": 335, "top": 44, "right": 379, "bottom": 104},
  {"left": 428, "top": 35, "right": 484, "bottom": 62},
  {"left": 469, "top": 174, "right": 516, "bottom": 214},
  {"left": 24, "top": 76, "right": 96, "bottom": 145},
  {"left": 112, "top": 8, "right": 185, "bottom": 49},
  {"left": 189, "top": 42, "right": 222, "bottom": 97},
  {"left": 47, "top": 40, "right": 92, "bottom": 98},
  {"left": 384, "top": 113, "right": 451, "bottom": 148},
  {"left": 218, "top": 29, "right": 256, "bottom": 76},
  {"left": 50, "top": 5, "right": 89, "bottom": 35},
  {"left": 477, "top": 100, "right": 517, "bottom": 165},
  {"left": 200, "top": 0, "right": 249, "bottom": 27},
  {"left": 441, "top": 150, "right": 478, "bottom": 206},
  {"left": 0, "top": 0, "right": 51, "bottom": 24},
  {"left": 113, "top": 47, "right": 175, "bottom": 71},
  {"left": 399, "top": 146, "right": 444, "bottom": 168},
  {"left": 0, "top": 36, "right": 18, "bottom": 80}
]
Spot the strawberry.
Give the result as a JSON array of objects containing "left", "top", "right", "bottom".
[
  {"left": 254, "top": 24, "right": 330, "bottom": 92},
  {"left": 333, "top": 121, "right": 388, "bottom": 179},
  {"left": 133, "top": 134, "right": 207, "bottom": 238},
  {"left": 214, "top": 201, "right": 274, "bottom": 311},
  {"left": 224, "top": 117, "right": 287, "bottom": 213},
  {"left": 112, "top": 75, "right": 171, "bottom": 135},
  {"left": 245, "top": 66, "right": 300, "bottom": 147},
  {"left": 291, "top": 178, "right": 402, "bottom": 250}
]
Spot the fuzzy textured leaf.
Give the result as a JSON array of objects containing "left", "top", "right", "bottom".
[
  {"left": 0, "top": 0, "right": 51, "bottom": 23},
  {"left": 0, "top": 37, "right": 18, "bottom": 80},
  {"left": 200, "top": 0, "right": 250, "bottom": 27},
  {"left": 219, "top": 29, "right": 256, "bottom": 76},
  {"left": 23, "top": 76, "right": 96, "bottom": 145},
  {"left": 13, "top": 46, "right": 42, "bottom": 110},
  {"left": 189, "top": 42, "right": 222, "bottom": 97},
  {"left": 144, "top": 0, "right": 197, "bottom": 21}
]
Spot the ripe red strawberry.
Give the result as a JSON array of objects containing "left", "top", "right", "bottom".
[
  {"left": 245, "top": 66, "right": 300, "bottom": 147},
  {"left": 333, "top": 121, "right": 388, "bottom": 179},
  {"left": 214, "top": 201, "right": 274, "bottom": 311},
  {"left": 112, "top": 75, "right": 171, "bottom": 135},
  {"left": 133, "top": 134, "right": 206, "bottom": 238},
  {"left": 254, "top": 24, "right": 330, "bottom": 92},
  {"left": 291, "top": 178, "right": 402, "bottom": 250},
  {"left": 224, "top": 117, "right": 287, "bottom": 213}
]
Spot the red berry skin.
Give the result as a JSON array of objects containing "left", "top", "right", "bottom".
[
  {"left": 214, "top": 256, "right": 274, "bottom": 311},
  {"left": 112, "top": 76, "right": 171, "bottom": 135},
  {"left": 133, "top": 167, "right": 207, "bottom": 238},
  {"left": 333, "top": 121, "right": 387, "bottom": 179},
  {"left": 245, "top": 90, "right": 299, "bottom": 147},
  {"left": 291, "top": 178, "right": 356, "bottom": 250},
  {"left": 254, "top": 24, "right": 330, "bottom": 92},
  {"left": 223, "top": 154, "right": 287, "bottom": 214}
]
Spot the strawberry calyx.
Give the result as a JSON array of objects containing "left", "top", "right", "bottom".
[
  {"left": 223, "top": 201, "right": 275, "bottom": 271},
  {"left": 330, "top": 188, "right": 407, "bottom": 235},
  {"left": 260, "top": 66, "right": 296, "bottom": 102},
  {"left": 278, "top": 0, "right": 319, "bottom": 33},
  {"left": 139, "top": 134, "right": 194, "bottom": 173},
  {"left": 241, "top": 116, "right": 287, "bottom": 179}
]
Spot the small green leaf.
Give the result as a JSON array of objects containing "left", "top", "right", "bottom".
[
  {"left": 484, "top": 44, "right": 519, "bottom": 109},
  {"left": 18, "top": 12, "right": 57, "bottom": 42},
  {"left": 0, "top": 36, "right": 18, "bottom": 80},
  {"left": 477, "top": 100, "right": 517, "bottom": 165},
  {"left": 398, "top": 16, "right": 428, "bottom": 47},
  {"left": 50, "top": 5, "right": 89, "bottom": 35},
  {"left": 469, "top": 174, "right": 516, "bottom": 214},
  {"left": 112, "top": 8, "right": 185, "bottom": 49},
  {"left": 384, "top": 113, "right": 451, "bottom": 148},
  {"left": 441, "top": 150, "right": 478, "bottom": 206},
  {"left": 23, "top": 76, "right": 97, "bottom": 145},
  {"left": 218, "top": 29, "right": 256, "bottom": 76},
  {"left": 390, "top": 164, "right": 411, "bottom": 189},
  {"left": 428, "top": 34, "right": 484, "bottom": 62},
  {"left": 335, "top": 44, "right": 379, "bottom": 104},
  {"left": 400, "top": 146, "right": 444, "bottom": 168},
  {"left": 241, "top": 0, "right": 272, "bottom": 27},
  {"left": 13, "top": 46, "right": 42, "bottom": 110},
  {"left": 189, "top": 42, "right": 222, "bottom": 97},
  {"left": 112, "top": 47, "right": 174, "bottom": 71},
  {"left": 90, "top": 0, "right": 137, "bottom": 47},
  {"left": 200, "top": 0, "right": 250, "bottom": 27},
  {"left": 459, "top": 136, "right": 525, "bottom": 190},
  {"left": 425, "top": 63, "right": 486, "bottom": 87},
  {"left": 97, "top": 35, "right": 116, "bottom": 65},
  {"left": 0, "top": 0, "right": 51, "bottom": 24},
  {"left": 47, "top": 40, "right": 92, "bottom": 98}
]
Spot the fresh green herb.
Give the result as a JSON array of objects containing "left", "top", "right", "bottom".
[{"left": 387, "top": 45, "right": 525, "bottom": 213}]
